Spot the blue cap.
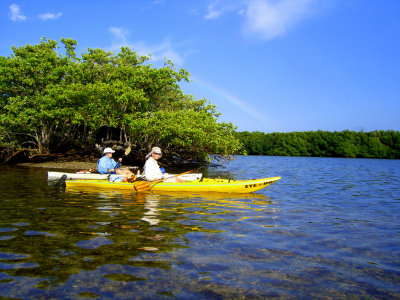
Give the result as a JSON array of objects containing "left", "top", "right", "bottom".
[{"left": 160, "top": 167, "right": 165, "bottom": 173}]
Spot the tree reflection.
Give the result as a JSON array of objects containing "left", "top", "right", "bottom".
[{"left": 0, "top": 187, "right": 273, "bottom": 290}]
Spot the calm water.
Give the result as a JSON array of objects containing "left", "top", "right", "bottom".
[{"left": 0, "top": 156, "right": 399, "bottom": 299}]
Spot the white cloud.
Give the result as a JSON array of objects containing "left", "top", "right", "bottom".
[
  {"left": 244, "top": 0, "right": 315, "bottom": 40},
  {"left": 109, "top": 27, "right": 130, "bottom": 45},
  {"left": 204, "top": 0, "right": 322, "bottom": 41},
  {"left": 204, "top": 0, "right": 243, "bottom": 19},
  {"left": 9, "top": 4, "right": 62, "bottom": 22},
  {"left": 9, "top": 4, "right": 27, "bottom": 21},
  {"left": 205, "top": 3, "right": 224, "bottom": 19},
  {"left": 38, "top": 12, "right": 63, "bottom": 21},
  {"left": 108, "top": 27, "right": 186, "bottom": 65}
]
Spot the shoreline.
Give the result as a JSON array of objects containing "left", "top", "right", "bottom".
[
  {"left": 16, "top": 160, "right": 138, "bottom": 171},
  {"left": 16, "top": 160, "right": 98, "bottom": 171}
]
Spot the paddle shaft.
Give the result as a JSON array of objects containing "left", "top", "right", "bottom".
[
  {"left": 134, "top": 169, "right": 195, "bottom": 192},
  {"left": 114, "top": 146, "right": 131, "bottom": 170}
]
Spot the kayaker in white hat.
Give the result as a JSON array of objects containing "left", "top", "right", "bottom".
[
  {"left": 97, "top": 147, "right": 135, "bottom": 181},
  {"left": 143, "top": 147, "right": 183, "bottom": 183}
]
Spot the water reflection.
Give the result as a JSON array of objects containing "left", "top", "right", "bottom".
[
  {"left": 0, "top": 181, "right": 278, "bottom": 297},
  {"left": 66, "top": 187, "right": 273, "bottom": 226},
  {"left": 2, "top": 157, "right": 400, "bottom": 298},
  {"left": 141, "top": 193, "right": 161, "bottom": 226}
]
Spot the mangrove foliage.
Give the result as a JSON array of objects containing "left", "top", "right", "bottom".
[
  {"left": 0, "top": 38, "right": 242, "bottom": 165},
  {"left": 237, "top": 130, "right": 400, "bottom": 159}
]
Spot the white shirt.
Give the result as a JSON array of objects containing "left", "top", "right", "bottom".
[{"left": 143, "top": 157, "right": 163, "bottom": 181}]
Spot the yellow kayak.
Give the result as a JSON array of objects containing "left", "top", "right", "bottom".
[{"left": 65, "top": 177, "right": 281, "bottom": 193}]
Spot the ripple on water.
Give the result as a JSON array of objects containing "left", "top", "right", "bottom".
[
  {"left": 76, "top": 237, "right": 114, "bottom": 249},
  {"left": 24, "top": 230, "right": 57, "bottom": 236},
  {"left": 0, "top": 253, "right": 29, "bottom": 260},
  {"left": 0, "top": 262, "right": 39, "bottom": 269},
  {"left": 0, "top": 228, "right": 17, "bottom": 233}
]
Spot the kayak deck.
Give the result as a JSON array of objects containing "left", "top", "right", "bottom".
[
  {"left": 48, "top": 171, "right": 202, "bottom": 181},
  {"left": 66, "top": 177, "right": 281, "bottom": 193},
  {"left": 48, "top": 171, "right": 108, "bottom": 180}
]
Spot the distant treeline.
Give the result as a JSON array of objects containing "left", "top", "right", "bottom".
[{"left": 237, "top": 130, "right": 400, "bottom": 159}]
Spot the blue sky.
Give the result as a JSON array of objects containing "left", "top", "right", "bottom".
[{"left": 1, "top": 0, "right": 399, "bottom": 133}]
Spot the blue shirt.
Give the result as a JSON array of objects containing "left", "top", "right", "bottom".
[{"left": 97, "top": 156, "right": 117, "bottom": 174}]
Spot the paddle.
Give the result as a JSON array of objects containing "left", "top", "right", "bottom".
[
  {"left": 134, "top": 170, "right": 195, "bottom": 192},
  {"left": 114, "top": 145, "right": 131, "bottom": 169},
  {"left": 56, "top": 174, "right": 67, "bottom": 187}
]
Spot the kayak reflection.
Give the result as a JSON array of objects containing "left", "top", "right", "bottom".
[
  {"left": 66, "top": 187, "right": 274, "bottom": 225},
  {"left": 141, "top": 193, "right": 161, "bottom": 226}
]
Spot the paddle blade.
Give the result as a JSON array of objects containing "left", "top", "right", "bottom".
[
  {"left": 124, "top": 145, "right": 131, "bottom": 156},
  {"left": 134, "top": 181, "right": 152, "bottom": 192},
  {"left": 56, "top": 174, "right": 67, "bottom": 187}
]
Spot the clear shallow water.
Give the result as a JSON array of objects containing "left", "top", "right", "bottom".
[{"left": 0, "top": 156, "right": 399, "bottom": 298}]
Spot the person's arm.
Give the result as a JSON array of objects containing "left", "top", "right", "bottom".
[
  {"left": 114, "top": 158, "right": 123, "bottom": 169},
  {"left": 108, "top": 159, "right": 118, "bottom": 173}
]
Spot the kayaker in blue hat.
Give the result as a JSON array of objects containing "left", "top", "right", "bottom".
[{"left": 97, "top": 147, "right": 135, "bottom": 181}]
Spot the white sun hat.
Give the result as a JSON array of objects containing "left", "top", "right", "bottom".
[
  {"left": 151, "top": 147, "right": 162, "bottom": 154},
  {"left": 103, "top": 147, "right": 115, "bottom": 154}
]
